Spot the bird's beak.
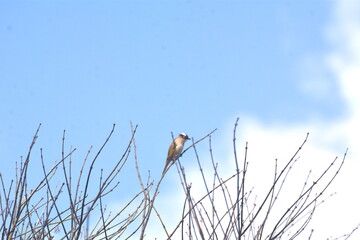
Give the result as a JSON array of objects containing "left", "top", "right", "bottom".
[{"left": 186, "top": 136, "right": 191, "bottom": 140}]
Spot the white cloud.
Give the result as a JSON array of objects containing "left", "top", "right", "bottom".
[
  {"left": 326, "top": 1, "right": 360, "bottom": 113},
  {"left": 225, "top": 1, "right": 360, "bottom": 238}
]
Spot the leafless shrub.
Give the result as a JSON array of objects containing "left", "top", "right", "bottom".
[{"left": 0, "top": 119, "right": 357, "bottom": 239}]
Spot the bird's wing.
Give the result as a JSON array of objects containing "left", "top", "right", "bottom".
[
  {"left": 167, "top": 140, "right": 176, "bottom": 161},
  {"left": 163, "top": 140, "right": 176, "bottom": 174}
]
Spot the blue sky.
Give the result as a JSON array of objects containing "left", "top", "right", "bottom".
[
  {"left": 1, "top": 0, "right": 359, "bottom": 239},
  {"left": 0, "top": 1, "right": 343, "bottom": 164}
]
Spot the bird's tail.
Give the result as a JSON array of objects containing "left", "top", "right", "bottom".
[{"left": 162, "top": 159, "right": 171, "bottom": 175}]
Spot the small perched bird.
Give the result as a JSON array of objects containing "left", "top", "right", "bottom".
[{"left": 162, "top": 133, "right": 190, "bottom": 174}]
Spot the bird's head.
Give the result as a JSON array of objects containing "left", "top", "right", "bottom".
[{"left": 179, "top": 133, "right": 190, "bottom": 141}]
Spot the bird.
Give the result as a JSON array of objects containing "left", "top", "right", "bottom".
[{"left": 162, "top": 133, "right": 190, "bottom": 174}]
